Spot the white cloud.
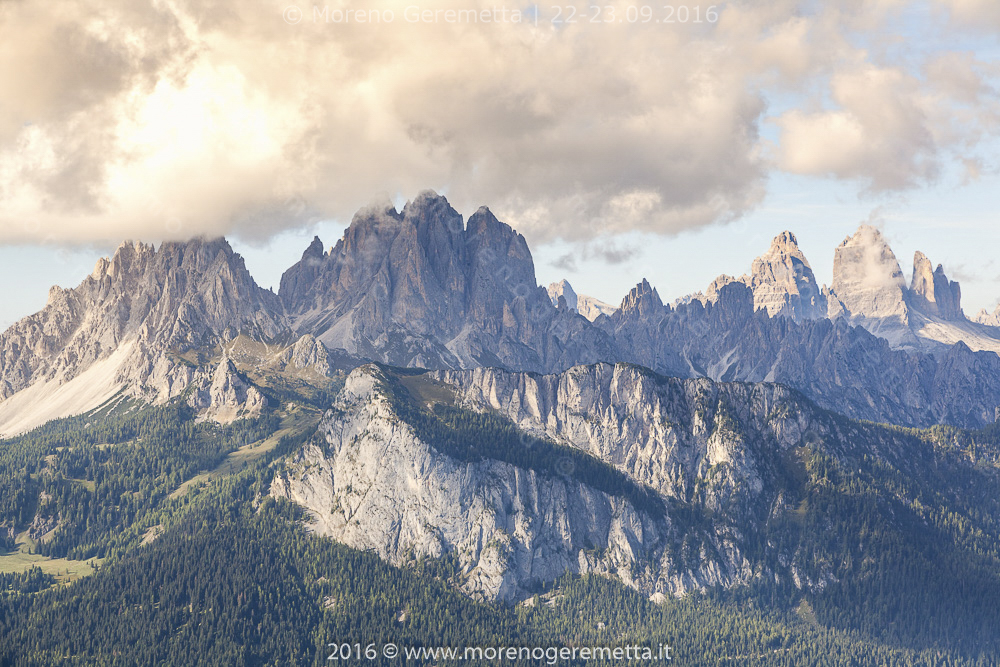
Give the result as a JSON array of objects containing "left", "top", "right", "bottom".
[
  {"left": 935, "top": 0, "right": 1000, "bottom": 30},
  {"left": 776, "top": 54, "right": 1000, "bottom": 192},
  {"left": 776, "top": 66, "right": 938, "bottom": 189},
  {"left": 0, "top": 0, "right": 997, "bottom": 246}
]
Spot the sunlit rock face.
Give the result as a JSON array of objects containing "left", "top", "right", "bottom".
[
  {"left": 278, "top": 191, "right": 616, "bottom": 372},
  {"left": 271, "top": 363, "right": 841, "bottom": 602},
  {"left": 910, "top": 251, "right": 962, "bottom": 321},
  {"left": 0, "top": 238, "right": 286, "bottom": 435},
  {"left": 828, "top": 225, "right": 917, "bottom": 348},
  {"left": 744, "top": 231, "right": 827, "bottom": 321}
]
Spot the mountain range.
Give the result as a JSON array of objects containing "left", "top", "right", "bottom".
[
  {"left": 3, "top": 191, "right": 1000, "bottom": 435},
  {"left": 271, "top": 360, "right": 1000, "bottom": 619},
  {"left": 4, "top": 191, "right": 1000, "bottom": 662}
]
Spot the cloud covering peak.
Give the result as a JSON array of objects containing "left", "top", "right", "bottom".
[{"left": 1, "top": 0, "right": 997, "bottom": 246}]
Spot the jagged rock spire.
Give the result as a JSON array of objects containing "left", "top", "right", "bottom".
[
  {"left": 746, "top": 231, "right": 826, "bottom": 321},
  {"left": 910, "top": 251, "right": 962, "bottom": 320}
]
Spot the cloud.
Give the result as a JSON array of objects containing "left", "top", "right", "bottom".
[
  {"left": 0, "top": 0, "right": 998, "bottom": 247},
  {"left": 945, "top": 259, "right": 1000, "bottom": 284},
  {"left": 934, "top": 0, "right": 1000, "bottom": 30},
  {"left": 775, "top": 50, "right": 1000, "bottom": 192},
  {"left": 552, "top": 253, "right": 578, "bottom": 273},
  {"left": 547, "top": 236, "right": 641, "bottom": 277},
  {"left": 777, "top": 66, "right": 939, "bottom": 190}
]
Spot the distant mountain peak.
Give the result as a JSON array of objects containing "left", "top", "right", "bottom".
[
  {"left": 910, "top": 251, "right": 962, "bottom": 320},
  {"left": 620, "top": 279, "right": 663, "bottom": 315},
  {"left": 305, "top": 235, "right": 324, "bottom": 256},
  {"left": 546, "top": 279, "right": 617, "bottom": 321},
  {"left": 278, "top": 191, "right": 615, "bottom": 370},
  {"left": 830, "top": 225, "right": 911, "bottom": 339},
  {"left": 548, "top": 279, "right": 579, "bottom": 311},
  {"left": 771, "top": 229, "right": 799, "bottom": 249},
  {"left": 833, "top": 225, "right": 907, "bottom": 291},
  {"left": 745, "top": 230, "right": 826, "bottom": 321}
]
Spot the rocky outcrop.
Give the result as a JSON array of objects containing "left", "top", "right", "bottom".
[
  {"left": 186, "top": 356, "right": 267, "bottom": 424},
  {"left": 547, "top": 279, "right": 617, "bottom": 321},
  {"left": 547, "top": 279, "right": 579, "bottom": 312},
  {"left": 910, "top": 251, "right": 962, "bottom": 320},
  {"left": 619, "top": 279, "right": 662, "bottom": 317},
  {"left": 602, "top": 281, "right": 1000, "bottom": 428},
  {"left": 745, "top": 232, "right": 827, "bottom": 320},
  {"left": 685, "top": 233, "right": 825, "bottom": 322},
  {"left": 829, "top": 225, "right": 917, "bottom": 348},
  {"left": 272, "top": 363, "right": 925, "bottom": 602},
  {"left": 278, "top": 192, "right": 617, "bottom": 372},
  {"left": 0, "top": 238, "right": 288, "bottom": 435}
]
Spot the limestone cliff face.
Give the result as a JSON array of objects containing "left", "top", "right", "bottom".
[
  {"left": 910, "top": 251, "right": 962, "bottom": 320},
  {"left": 279, "top": 192, "right": 616, "bottom": 373},
  {"left": 829, "top": 225, "right": 917, "bottom": 348},
  {"left": 432, "top": 363, "right": 813, "bottom": 506},
  {"left": 271, "top": 363, "right": 872, "bottom": 601},
  {"left": 271, "top": 365, "right": 756, "bottom": 600},
  {"left": 745, "top": 232, "right": 827, "bottom": 321}
]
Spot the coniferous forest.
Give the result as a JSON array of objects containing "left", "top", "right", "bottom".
[{"left": 1, "top": 369, "right": 1000, "bottom": 665}]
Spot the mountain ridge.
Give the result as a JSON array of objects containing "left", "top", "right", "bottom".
[
  {"left": 272, "top": 360, "right": 1000, "bottom": 618},
  {"left": 0, "top": 237, "right": 295, "bottom": 435},
  {"left": 4, "top": 191, "right": 1000, "bottom": 435}
]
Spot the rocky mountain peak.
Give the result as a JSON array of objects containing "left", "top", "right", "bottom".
[
  {"left": 746, "top": 230, "right": 826, "bottom": 321},
  {"left": 304, "top": 235, "right": 325, "bottom": 259},
  {"left": 547, "top": 279, "right": 618, "bottom": 321},
  {"left": 772, "top": 230, "right": 799, "bottom": 250},
  {"left": 820, "top": 227, "right": 993, "bottom": 351},
  {"left": 277, "top": 192, "right": 613, "bottom": 371},
  {"left": 277, "top": 236, "right": 328, "bottom": 304},
  {"left": 975, "top": 305, "right": 1000, "bottom": 327},
  {"left": 830, "top": 225, "right": 910, "bottom": 334},
  {"left": 548, "top": 279, "right": 579, "bottom": 311},
  {"left": 466, "top": 206, "right": 526, "bottom": 252},
  {"left": 89, "top": 241, "right": 156, "bottom": 280},
  {"left": 910, "top": 251, "right": 962, "bottom": 320},
  {"left": 620, "top": 279, "right": 663, "bottom": 316},
  {"left": 833, "top": 225, "right": 906, "bottom": 292},
  {"left": 403, "top": 190, "right": 464, "bottom": 232},
  {"left": 0, "top": 236, "right": 287, "bottom": 435}
]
